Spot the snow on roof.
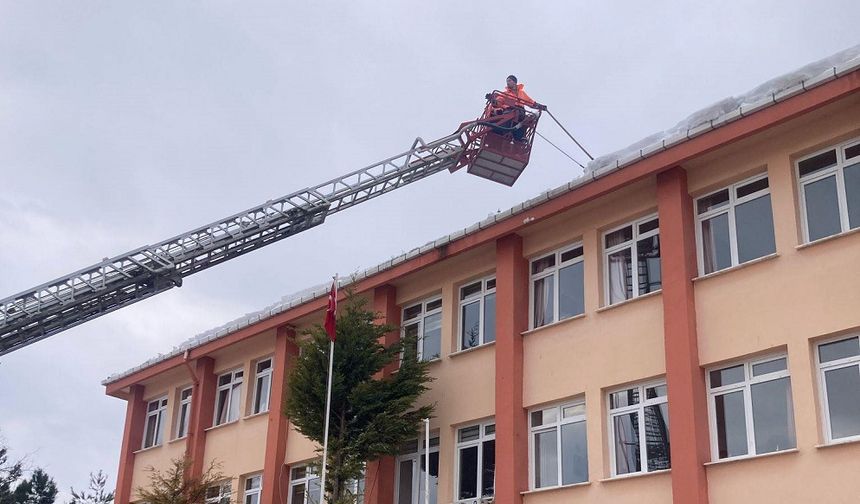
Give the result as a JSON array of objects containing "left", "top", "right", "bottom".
[{"left": 103, "top": 44, "right": 860, "bottom": 386}]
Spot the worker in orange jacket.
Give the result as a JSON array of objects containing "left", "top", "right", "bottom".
[{"left": 485, "top": 75, "right": 545, "bottom": 140}]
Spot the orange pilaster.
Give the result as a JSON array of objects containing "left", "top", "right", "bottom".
[
  {"left": 261, "top": 326, "right": 299, "bottom": 504},
  {"left": 186, "top": 356, "right": 216, "bottom": 478},
  {"left": 364, "top": 285, "right": 400, "bottom": 504},
  {"left": 657, "top": 167, "right": 710, "bottom": 504},
  {"left": 494, "top": 234, "right": 529, "bottom": 504},
  {"left": 115, "top": 384, "right": 146, "bottom": 504}
]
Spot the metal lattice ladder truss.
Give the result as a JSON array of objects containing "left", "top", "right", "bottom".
[{"left": 0, "top": 126, "right": 479, "bottom": 356}]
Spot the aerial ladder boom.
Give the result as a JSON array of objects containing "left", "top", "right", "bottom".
[{"left": 0, "top": 95, "right": 543, "bottom": 356}]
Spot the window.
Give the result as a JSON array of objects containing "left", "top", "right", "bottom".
[
  {"left": 142, "top": 396, "right": 167, "bottom": 449},
  {"left": 695, "top": 175, "right": 776, "bottom": 275},
  {"left": 215, "top": 369, "right": 244, "bottom": 426},
  {"left": 608, "top": 382, "right": 670, "bottom": 476},
  {"left": 604, "top": 216, "right": 661, "bottom": 305},
  {"left": 253, "top": 358, "right": 273, "bottom": 414},
  {"left": 395, "top": 437, "right": 439, "bottom": 504},
  {"left": 175, "top": 387, "right": 192, "bottom": 439},
  {"left": 289, "top": 466, "right": 320, "bottom": 504},
  {"left": 458, "top": 277, "right": 496, "bottom": 350},
  {"left": 816, "top": 336, "right": 860, "bottom": 442},
  {"left": 205, "top": 481, "right": 232, "bottom": 504},
  {"left": 529, "top": 401, "right": 588, "bottom": 489},
  {"left": 403, "top": 297, "right": 442, "bottom": 362},
  {"left": 707, "top": 355, "right": 796, "bottom": 460},
  {"left": 530, "top": 245, "right": 585, "bottom": 328},
  {"left": 244, "top": 475, "right": 262, "bottom": 504},
  {"left": 455, "top": 421, "right": 495, "bottom": 503},
  {"left": 797, "top": 139, "right": 860, "bottom": 242}
]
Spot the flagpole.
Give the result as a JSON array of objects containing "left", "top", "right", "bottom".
[
  {"left": 423, "top": 418, "right": 430, "bottom": 504},
  {"left": 320, "top": 338, "right": 335, "bottom": 504},
  {"left": 320, "top": 275, "right": 338, "bottom": 504}
]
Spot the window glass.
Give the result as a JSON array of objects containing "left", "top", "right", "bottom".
[
  {"left": 824, "top": 366, "right": 860, "bottom": 439},
  {"left": 457, "top": 446, "right": 478, "bottom": 499},
  {"left": 480, "top": 439, "right": 495, "bottom": 497},
  {"left": 403, "top": 304, "right": 423, "bottom": 321},
  {"left": 531, "top": 255, "right": 555, "bottom": 275},
  {"left": 752, "top": 358, "right": 787, "bottom": 376},
  {"left": 845, "top": 144, "right": 860, "bottom": 160},
  {"left": 697, "top": 189, "right": 730, "bottom": 214},
  {"left": 422, "top": 313, "right": 441, "bottom": 361},
  {"left": 734, "top": 194, "right": 776, "bottom": 263},
  {"left": 560, "top": 422, "right": 588, "bottom": 485},
  {"left": 533, "top": 430, "right": 558, "bottom": 488},
  {"left": 610, "top": 388, "right": 639, "bottom": 408},
  {"left": 460, "top": 281, "right": 482, "bottom": 300},
  {"left": 459, "top": 425, "right": 480, "bottom": 443},
  {"left": 844, "top": 163, "right": 860, "bottom": 229},
  {"left": 804, "top": 175, "right": 842, "bottom": 241},
  {"left": 533, "top": 276, "right": 554, "bottom": 328},
  {"left": 819, "top": 337, "right": 860, "bottom": 363},
  {"left": 644, "top": 404, "right": 671, "bottom": 471},
  {"left": 798, "top": 149, "right": 837, "bottom": 177},
  {"left": 750, "top": 377, "right": 796, "bottom": 454},
  {"left": 605, "top": 226, "right": 632, "bottom": 248},
  {"left": 736, "top": 177, "right": 769, "bottom": 198},
  {"left": 701, "top": 213, "right": 732, "bottom": 274},
  {"left": 483, "top": 293, "right": 496, "bottom": 343},
  {"left": 560, "top": 247, "right": 583, "bottom": 263},
  {"left": 397, "top": 461, "right": 413, "bottom": 504},
  {"left": 612, "top": 412, "right": 640, "bottom": 475},
  {"left": 637, "top": 235, "right": 662, "bottom": 294},
  {"left": 639, "top": 218, "right": 659, "bottom": 234},
  {"left": 558, "top": 262, "right": 585, "bottom": 319},
  {"left": 715, "top": 390, "right": 748, "bottom": 459},
  {"left": 607, "top": 249, "right": 632, "bottom": 303},
  {"left": 461, "top": 301, "right": 481, "bottom": 349},
  {"left": 710, "top": 365, "right": 745, "bottom": 387}
]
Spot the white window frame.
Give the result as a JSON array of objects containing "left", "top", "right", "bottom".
[
  {"left": 243, "top": 474, "right": 262, "bottom": 504},
  {"left": 694, "top": 173, "right": 773, "bottom": 275},
  {"left": 252, "top": 357, "right": 273, "bottom": 415},
  {"left": 142, "top": 396, "right": 167, "bottom": 449},
  {"left": 214, "top": 368, "right": 244, "bottom": 426},
  {"left": 706, "top": 354, "right": 794, "bottom": 461},
  {"left": 607, "top": 380, "right": 669, "bottom": 477},
  {"left": 797, "top": 137, "right": 860, "bottom": 242},
  {"left": 205, "top": 481, "right": 232, "bottom": 504},
  {"left": 458, "top": 276, "right": 496, "bottom": 351},
  {"left": 603, "top": 214, "right": 661, "bottom": 305},
  {"left": 175, "top": 386, "right": 193, "bottom": 440},
  {"left": 394, "top": 436, "right": 439, "bottom": 504},
  {"left": 816, "top": 335, "right": 860, "bottom": 444},
  {"left": 288, "top": 465, "right": 319, "bottom": 504},
  {"left": 529, "top": 243, "right": 585, "bottom": 329},
  {"left": 454, "top": 420, "right": 496, "bottom": 504},
  {"left": 528, "top": 400, "right": 587, "bottom": 490},
  {"left": 402, "top": 296, "right": 443, "bottom": 362}
]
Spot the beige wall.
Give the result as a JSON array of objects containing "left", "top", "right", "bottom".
[{"left": 124, "top": 93, "right": 860, "bottom": 504}]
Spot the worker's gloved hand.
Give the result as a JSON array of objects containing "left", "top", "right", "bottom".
[
  {"left": 485, "top": 93, "right": 494, "bottom": 100},
  {"left": 535, "top": 103, "right": 548, "bottom": 111}
]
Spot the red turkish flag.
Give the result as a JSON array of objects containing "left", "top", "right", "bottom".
[{"left": 324, "top": 279, "right": 337, "bottom": 342}]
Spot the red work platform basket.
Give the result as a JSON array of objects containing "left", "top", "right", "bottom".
[{"left": 453, "top": 93, "right": 542, "bottom": 187}]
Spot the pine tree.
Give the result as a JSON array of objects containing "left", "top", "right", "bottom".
[
  {"left": 69, "top": 471, "right": 114, "bottom": 504},
  {"left": 135, "top": 457, "right": 223, "bottom": 504},
  {"left": 285, "top": 294, "right": 434, "bottom": 504},
  {"left": 13, "top": 469, "right": 57, "bottom": 504},
  {"left": 0, "top": 443, "right": 23, "bottom": 504}
]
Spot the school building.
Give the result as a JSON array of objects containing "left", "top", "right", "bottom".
[{"left": 104, "top": 50, "right": 860, "bottom": 504}]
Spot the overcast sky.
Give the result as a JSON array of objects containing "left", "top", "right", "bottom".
[{"left": 1, "top": 0, "right": 858, "bottom": 499}]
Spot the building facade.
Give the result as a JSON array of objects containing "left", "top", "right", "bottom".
[{"left": 104, "top": 59, "right": 860, "bottom": 504}]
